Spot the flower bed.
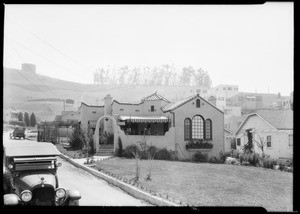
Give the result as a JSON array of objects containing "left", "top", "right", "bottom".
[{"left": 186, "top": 139, "right": 213, "bottom": 150}]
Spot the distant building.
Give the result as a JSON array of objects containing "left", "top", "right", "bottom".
[
  {"left": 226, "top": 92, "right": 291, "bottom": 112},
  {"left": 3, "top": 109, "right": 20, "bottom": 123},
  {"left": 208, "top": 84, "right": 239, "bottom": 110}
]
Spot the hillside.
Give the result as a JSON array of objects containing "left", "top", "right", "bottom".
[{"left": 3, "top": 66, "right": 200, "bottom": 122}]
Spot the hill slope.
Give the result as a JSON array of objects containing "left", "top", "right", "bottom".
[{"left": 3, "top": 67, "right": 200, "bottom": 122}]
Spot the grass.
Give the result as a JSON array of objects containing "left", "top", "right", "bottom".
[{"left": 94, "top": 157, "right": 293, "bottom": 211}]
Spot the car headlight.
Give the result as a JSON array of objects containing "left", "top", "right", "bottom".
[
  {"left": 21, "top": 190, "right": 32, "bottom": 202},
  {"left": 55, "top": 188, "right": 66, "bottom": 199}
]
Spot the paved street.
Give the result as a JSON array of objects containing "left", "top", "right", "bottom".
[{"left": 3, "top": 131, "right": 152, "bottom": 206}]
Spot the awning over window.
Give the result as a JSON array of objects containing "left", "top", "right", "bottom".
[{"left": 119, "top": 116, "right": 169, "bottom": 123}]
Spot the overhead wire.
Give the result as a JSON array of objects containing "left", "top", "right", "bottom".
[
  {"left": 5, "top": 38, "right": 60, "bottom": 99},
  {"left": 6, "top": 16, "right": 96, "bottom": 76},
  {"left": 5, "top": 37, "right": 91, "bottom": 83}
]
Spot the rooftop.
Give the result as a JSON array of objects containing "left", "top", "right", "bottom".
[{"left": 255, "top": 109, "right": 293, "bottom": 130}]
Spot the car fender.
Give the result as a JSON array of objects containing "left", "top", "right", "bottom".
[
  {"left": 67, "top": 189, "right": 81, "bottom": 201},
  {"left": 4, "top": 194, "right": 20, "bottom": 205}
]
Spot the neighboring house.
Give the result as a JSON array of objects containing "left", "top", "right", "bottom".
[
  {"left": 3, "top": 109, "right": 19, "bottom": 123},
  {"left": 234, "top": 109, "right": 293, "bottom": 160},
  {"left": 61, "top": 111, "right": 79, "bottom": 123},
  {"left": 79, "top": 92, "right": 225, "bottom": 160},
  {"left": 224, "top": 128, "right": 233, "bottom": 152}
]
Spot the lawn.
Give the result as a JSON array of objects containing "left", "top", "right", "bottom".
[{"left": 95, "top": 157, "right": 293, "bottom": 211}]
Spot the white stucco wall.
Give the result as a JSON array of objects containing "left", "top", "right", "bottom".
[
  {"left": 172, "top": 97, "right": 224, "bottom": 160},
  {"left": 115, "top": 126, "right": 176, "bottom": 151},
  {"left": 79, "top": 104, "right": 104, "bottom": 130}
]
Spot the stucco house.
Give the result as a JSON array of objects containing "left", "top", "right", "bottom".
[
  {"left": 234, "top": 109, "right": 293, "bottom": 160},
  {"left": 78, "top": 92, "right": 225, "bottom": 160}
]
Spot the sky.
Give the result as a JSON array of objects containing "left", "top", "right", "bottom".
[{"left": 3, "top": 3, "right": 294, "bottom": 96}]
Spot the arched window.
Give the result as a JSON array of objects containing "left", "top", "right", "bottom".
[
  {"left": 205, "top": 119, "right": 212, "bottom": 140},
  {"left": 184, "top": 118, "right": 192, "bottom": 140},
  {"left": 196, "top": 99, "right": 200, "bottom": 108},
  {"left": 192, "top": 115, "right": 204, "bottom": 139}
]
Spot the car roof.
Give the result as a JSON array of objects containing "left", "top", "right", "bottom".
[{"left": 4, "top": 142, "right": 61, "bottom": 157}]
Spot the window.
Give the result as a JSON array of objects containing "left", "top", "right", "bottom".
[
  {"left": 288, "top": 134, "right": 293, "bottom": 147},
  {"left": 92, "top": 111, "right": 96, "bottom": 114},
  {"left": 228, "top": 87, "right": 232, "bottom": 90},
  {"left": 205, "top": 119, "right": 212, "bottom": 140},
  {"left": 184, "top": 118, "right": 192, "bottom": 140},
  {"left": 267, "top": 135, "right": 272, "bottom": 147},
  {"left": 120, "top": 109, "right": 124, "bottom": 111},
  {"left": 223, "top": 87, "right": 226, "bottom": 90},
  {"left": 196, "top": 99, "right": 200, "bottom": 108},
  {"left": 237, "top": 138, "right": 241, "bottom": 146},
  {"left": 135, "top": 110, "right": 139, "bottom": 112},
  {"left": 151, "top": 105, "right": 155, "bottom": 112},
  {"left": 192, "top": 115, "right": 204, "bottom": 139},
  {"left": 218, "top": 97, "right": 224, "bottom": 101}
]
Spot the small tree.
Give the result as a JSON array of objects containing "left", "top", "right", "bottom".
[
  {"left": 137, "top": 134, "right": 157, "bottom": 181},
  {"left": 117, "top": 136, "right": 123, "bottom": 157},
  {"left": 129, "top": 145, "right": 141, "bottom": 182},
  {"left": 18, "top": 112, "right": 23, "bottom": 122},
  {"left": 24, "top": 112, "right": 30, "bottom": 127},
  {"left": 253, "top": 134, "right": 267, "bottom": 159},
  {"left": 30, "top": 113, "right": 37, "bottom": 127},
  {"left": 243, "top": 129, "right": 254, "bottom": 154},
  {"left": 69, "top": 124, "right": 85, "bottom": 150}
]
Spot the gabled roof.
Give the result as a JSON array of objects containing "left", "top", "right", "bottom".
[
  {"left": 61, "top": 111, "right": 79, "bottom": 117},
  {"left": 141, "top": 92, "right": 170, "bottom": 103},
  {"left": 255, "top": 109, "right": 293, "bottom": 130},
  {"left": 162, "top": 94, "right": 223, "bottom": 114},
  {"left": 234, "top": 109, "right": 293, "bottom": 135}
]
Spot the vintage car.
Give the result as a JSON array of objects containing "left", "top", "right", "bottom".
[
  {"left": 10, "top": 126, "right": 26, "bottom": 140},
  {"left": 3, "top": 142, "right": 81, "bottom": 206}
]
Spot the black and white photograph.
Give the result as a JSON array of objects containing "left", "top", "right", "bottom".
[{"left": 3, "top": 3, "right": 294, "bottom": 211}]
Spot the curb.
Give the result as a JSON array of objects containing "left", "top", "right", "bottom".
[{"left": 59, "top": 153, "right": 181, "bottom": 206}]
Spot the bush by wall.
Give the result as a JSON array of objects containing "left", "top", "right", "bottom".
[{"left": 193, "top": 151, "right": 208, "bottom": 162}]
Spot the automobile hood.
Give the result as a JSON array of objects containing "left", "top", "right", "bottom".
[{"left": 17, "top": 172, "right": 57, "bottom": 189}]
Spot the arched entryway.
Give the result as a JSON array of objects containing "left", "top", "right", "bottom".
[{"left": 94, "top": 115, "right": 117, "bottom": 153}]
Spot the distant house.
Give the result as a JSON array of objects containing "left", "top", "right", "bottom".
[
  {"left": 234, "top": 109, "right": 293, "bottom": 160},
  {"left": 79, "top": 92, "right": 225, "bottom": 160},
  {"left": 61, "top": 111, "right": 79, "bottom": 123}
]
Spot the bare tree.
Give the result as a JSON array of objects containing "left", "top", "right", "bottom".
[{"left": 253, "top": 133, "right": 267, "bottom": 159}]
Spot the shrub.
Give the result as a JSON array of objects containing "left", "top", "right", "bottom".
[
  {"left": 124, "top": 144, "right": 140, "bottom": 158},
  {"left": 239, "top": 152, "right": 260, "bottom": 166},
  {"left": 155, "top": 148, "right": 171, "bottom": 160},
  {"left": 262, "top": 157, "right": 277, "bottom": 169},
  {"left": 88, "top": 137, "right": 95, "bottom": 155},
  {"left": 116, "top": 137, "right": 123, "bottom": 157},
  {"left": 193, "top": 151, "right": 208, "bottom": 162},
  {"left": 219, "top": 151, "right": 232, "bottom": 163},
  {"left": 225, "top": 157, "right": 240, "bottom": 165},
  {"left": 68, "top": 124, "right": 85, "bottom": 150}
]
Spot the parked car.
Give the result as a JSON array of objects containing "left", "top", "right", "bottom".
[
  {"left": 3, "top": 142, "right": 81, "bottom": 206},
  {"left": 10, "top": 126, "right": 26, "bottom": 140}
]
